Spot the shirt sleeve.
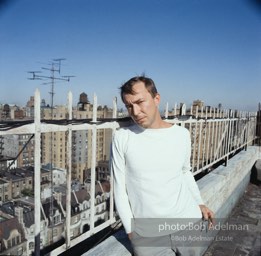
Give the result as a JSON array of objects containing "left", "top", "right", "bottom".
[
  {"left": 182, "top": 129, "right": 204, "bottom": 205},
  {"left": 111, "top": 129, "right": 134, "bottom": 233}
]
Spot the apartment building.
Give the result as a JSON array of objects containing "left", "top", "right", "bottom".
[
  {"left": 41, "top": 93, "right": 113, "bottom": 183},
  {"left": 1, "top": 93, "right": 113, "bottom": 184},
  {"left": 0, "top": 181, "right": 109, "bottom": 256},
  {"left": 0, "top": 210, "right": 27, "bottom": 256},
  {"left": 0, "top": 104, "right": 11, "bottom": 120},
  {"left": 0, "top": 179, "right": 10, "bottom": 202},
  {"left": 0, "top": 133, "right": 34, "bottom": 170},
  {"left": 0, "top": 168, "right": 33, "bottom": 199}
]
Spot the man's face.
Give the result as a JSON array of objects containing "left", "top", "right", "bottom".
[{"left": 123, "top": 82, "right": 160, "bottom": 128}]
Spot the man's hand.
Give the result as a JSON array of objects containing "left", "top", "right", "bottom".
[{"left": 199, "top": 204, "right": 214, "bottom": 227}]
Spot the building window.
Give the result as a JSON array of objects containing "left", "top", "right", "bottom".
[
  {"left": 16, "top": 235, "right": 20, "bottom": 244},
  {"left": 29, "top": 242, "right": 34, "bottom": 249},
  {"left": 53, "top": 228, "right": 58, "bottom": 237}
]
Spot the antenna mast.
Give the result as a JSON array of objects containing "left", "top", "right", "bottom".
[{"left": 28, "top": 59, "right": 74, "bottom": 252}]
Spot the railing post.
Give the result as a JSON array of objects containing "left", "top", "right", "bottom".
[
  {"left": 110, "top": 99, "right": 118, "bottom": 225},
  {"left": 113, "top": 97, "right": 117, "bottom": 119},
  {"left": 65, "top": 91, "right": 73, "bottom": 248},
  {"left": 90, "top": 93, "right": 98, "bottom": 233},
  {"left": 93, "top": 93, "right": 97, "bottom": 123},
  {"left": 164, "top": 102, "right": 169, "bottom": 119},
  {"left": 173, "top": 103, "right": 177, "bottom": 116},
  {"left": 180, "top": 103, "right": 186, "bottom": 116},
  {"left": 191, "top": 106, "right": 198, "bottom": 172},
  {"left": 206, "top": 107, "right": 211, "bottom": 165},
  {"left": 34, "top": 89, "right": 41, "bottom": 256}
]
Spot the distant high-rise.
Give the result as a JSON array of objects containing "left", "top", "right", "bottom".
[
  {"left": 26, "top": 96, "right": 34, "bottom": 108},
  {"left": 40, "top": 93, "right": 113, "bottom": 183},
  {"left": 193, "top": 99, "right": 204, "bottom": 109}
]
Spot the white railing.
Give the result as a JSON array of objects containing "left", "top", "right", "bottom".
[
  {"left": 163, "top": 105, "right": 257, "bottom": 175},
  {"left": 0, "top": 90, "right": 258, "bottom": 256}
]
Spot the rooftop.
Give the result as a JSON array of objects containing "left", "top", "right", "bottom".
[{"left": 204, "top": 181, "right": 261, "bottom": 255}]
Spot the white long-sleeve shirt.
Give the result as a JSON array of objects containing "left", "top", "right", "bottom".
[{"left": 111, "top": 124, "right": 203, "bottom": 235}]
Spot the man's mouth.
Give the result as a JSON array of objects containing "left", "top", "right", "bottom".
[{"left": 135, "top": 117, "right": 145, "bottom": 123}]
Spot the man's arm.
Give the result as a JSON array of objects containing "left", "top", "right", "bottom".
[
  {"left": 111, "top": 130, "right": 134, "bottom": 234},
  {"left": 183, "top": 130, "right": 215, "bottom": 221}
]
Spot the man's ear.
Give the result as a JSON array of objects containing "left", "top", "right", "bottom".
[{"left": 154, "top": 93, "right": 160, "bottom": 106}]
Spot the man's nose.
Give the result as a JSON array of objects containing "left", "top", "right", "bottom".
[{"left": 132, "top": 104, "right": 140, "bottom": 116}]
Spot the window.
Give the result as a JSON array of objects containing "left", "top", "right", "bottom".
[
  {"left": 53, "top": 229, "right": 57, "bottom": 237},
  {"left": 29, "top": 242, "right": 34, "bottom": 249}
]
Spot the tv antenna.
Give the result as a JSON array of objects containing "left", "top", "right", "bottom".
[
  {"left": 28, "top": 58, "right": 75, "bottom": 112},
  {"left": 28, "top": 58, "right": 74, "bottom": 248}
]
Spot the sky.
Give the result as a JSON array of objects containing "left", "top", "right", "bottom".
[{"left": 0, "top": 0, "right": 260, "bottom": 111}]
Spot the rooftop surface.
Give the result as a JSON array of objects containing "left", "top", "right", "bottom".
[
  {"left": 203, "top": 181, "right": 261, "bottom": 256},
  {"left": 79, "top": 179, "right": 261, "bottom": 256}
]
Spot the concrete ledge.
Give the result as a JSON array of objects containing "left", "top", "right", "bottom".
[
  {"left": 83, "top": 146, "right": 260, "bottom": 256},
  {"left": 198, "top": 146, "right": 260, "bottom": 219}
]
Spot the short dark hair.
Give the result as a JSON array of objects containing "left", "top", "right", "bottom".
[{"left": 120, "top": 76, "right": 158, "bottom": 102}]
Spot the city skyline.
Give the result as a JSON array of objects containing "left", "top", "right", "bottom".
[{"left": 0, "top": 0, "right": 260, "bottom": 111}]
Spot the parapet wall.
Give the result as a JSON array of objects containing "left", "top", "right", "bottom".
[
  {"left": 198, "top": 146, "right": 260, "bottom": 219},
  {"left": 83, "top": 146, "right": 260, "bottom": 256}
]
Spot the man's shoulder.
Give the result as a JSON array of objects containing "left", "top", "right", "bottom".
[
  {"left": 113, "top": 124, "right": 137, "bottom": 140},
  {"left": 173, "top": 124, "right": 190, "bottom": 136},
  {"left": 112, "top": 125, "right": 139, "bottom": 151},
  {"left": 115, "top": 124, "right": 139, "bottom": 134}
]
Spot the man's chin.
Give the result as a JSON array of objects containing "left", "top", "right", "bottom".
[
  {"left": 136, "top": 121, "right": 149, "bottom": 129},
  {"left": 133, "top": 118, "right": 149, "bottom": 128}
]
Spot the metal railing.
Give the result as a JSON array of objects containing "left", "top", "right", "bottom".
[
  {"left": 0, "top": 90, "right": 258, "bottom": 256},
  {"left": 163, "top": 105, "right": 257, "bottom": 175}
]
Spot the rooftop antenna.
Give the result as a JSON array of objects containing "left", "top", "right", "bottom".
[
  {"left": 28, "top": 59, "right": 74, "bottom": 250},
  {"left": 29, "top": 58, "right": 74, "bottom": 111},
  {"left": 53, "top": 58, "right": 66, "bottom": 73}
]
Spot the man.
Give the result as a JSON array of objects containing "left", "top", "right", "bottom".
[{"left": 111, "top": 76, "right": 214, "bottom": 256}]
